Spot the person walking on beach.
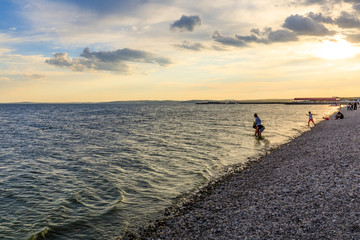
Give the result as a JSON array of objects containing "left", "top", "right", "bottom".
[
  {"left": 306, "top": 111, "right": 316, "bottom": 127},
  {"left": 254, "top": 113, "right": 265, "bottom": 137}
]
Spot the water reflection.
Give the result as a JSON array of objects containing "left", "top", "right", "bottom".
[
  {"left": 254, "top": 136, "right": 271, "bottom": 149},
  {"left": 0, "top": 103, "right": 338, "bottom": 240}
]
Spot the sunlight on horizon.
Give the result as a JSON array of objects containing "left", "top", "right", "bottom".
[{"left": 313, "top": 36, "right": 360, "bottom": 60}]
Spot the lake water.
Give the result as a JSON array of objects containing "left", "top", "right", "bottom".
[{"left": 0, "top": 103, "right": 338, "bottom": 240}]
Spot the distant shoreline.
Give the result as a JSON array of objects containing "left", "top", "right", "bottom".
[
  {"left": 0, "top": 100, "right": 346, "bottom": 105},
  {"left": 196, "top": 101, "right": 335, "bottom": 105},
  {"left": 1, "top": 98, "right": 356, "bottom": 105}
]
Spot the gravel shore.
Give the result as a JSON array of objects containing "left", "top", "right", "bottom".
[{"left": 125, "top": 108, "right": 360, "bottom": 240}]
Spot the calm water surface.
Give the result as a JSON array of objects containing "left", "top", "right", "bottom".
[{"left": 0, "top": 103, "right": 338, "bottom": 239}]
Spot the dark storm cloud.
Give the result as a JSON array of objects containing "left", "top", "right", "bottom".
[
  {"left": 335, "top": 11, "right": 360, "bottom": 28},
  {"left": 170, "top": 15, "right": 201, "bottom": 32},
  {"left": 46, "top": 48, "right": 172, "bottom": 73},
  {"left": 283, "top": 14, "right": 334, "bottom": 36},
  {"left": 174, "top": 41, "right": 205, "bottom": 51}
]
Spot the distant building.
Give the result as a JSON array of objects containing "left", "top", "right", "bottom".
[
  {"left": 340, "top": 97, "right": 360, "bottom": 103},
  {"left": 292, "top": 97, "right": 340, "bottom": 104}
]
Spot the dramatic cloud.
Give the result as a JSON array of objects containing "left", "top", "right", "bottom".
[
  {"left": 301, "top": 0, "right": 349, "bottom": 5},
  {"left": 335, "top": 11, "right": 360, "bottom": 28},
  {"left": 344, "top": 0, "right": 360, "bottom": 3},
  {"left": 46, "top": 48, "right": 172, "bottom": 73},
  {"left": 302, "top": 0, "right": 327, "bottom": 5},
  {"left": 353, "top": 3, "right": 360, "bottom": 11},
  {"left": 170, "top": 15, "right": 201, "bottom": 32},
  {"left": 80, "top": 48, "right": 171, "bottom": 66},
  {"left": 238, "top": 27, "right": 298, "bottom": 44},
  {"left": 212, "top": 31, "right": 247, "bottom": 47},
  {"left": 236, "top": 34, "right": 266, "bottom": 43},
  {"left": 45, "top": 53, "right": 73, "bottom": 68},
  {"left": 52, "top": 0, "right": 149, "bottom": 15},
  {"left": 307, "top": 12, "right": 334, "bottom": 24},
  {"left": 174, "top": 41, "right": 205, "bottom": 51},
  {"left": 212, "top": 27, "right": 297, "bottom": 47},
  {"left": 267, "top": 30, "right": 298, "bottom": 42},
  {"left": 45, "top": 52, "right": 107, "bottom": 72},
  {"left": 283, "top": 14, "right": 334, "bottom": 36}
]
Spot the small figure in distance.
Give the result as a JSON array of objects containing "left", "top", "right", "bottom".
[
  {"left": 254, "top": 113, "right": 265, "bottom": 137},
  {"left": 335, "top": 111, "right": 344, "bottom": 120},
  {"left": 306, "top": 111, "right": 316, "bottom": 127}
]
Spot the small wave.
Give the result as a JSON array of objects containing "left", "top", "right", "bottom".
[
  {"left": 27, "top": 227, "right": 50, "bottom": 240},
  {"left": 66, "top": 186, "right": 123, "bottom": 213},
  {"left": 2, "top": 103, "right": 337, "bottom": 240}
]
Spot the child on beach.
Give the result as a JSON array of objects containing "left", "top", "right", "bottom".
[
  {"left": 306, "top": 111, "right": 316, "bottom": 127},
  {"left": 254, "top": 113, "right": 265, "bottom": 137},
  {"left": 335, "top": 111, "right": 344, "bottom": 120}
]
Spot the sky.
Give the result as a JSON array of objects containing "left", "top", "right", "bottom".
[{"left": 1, "top": 0, "right": 360, "bottom": 102}]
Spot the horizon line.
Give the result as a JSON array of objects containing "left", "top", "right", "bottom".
[
  {"left": 0, "top": 99, "right": 294, "bottom": 104},
  {"left": 1, "top": 97, "right": 359, "bottom": 104}
]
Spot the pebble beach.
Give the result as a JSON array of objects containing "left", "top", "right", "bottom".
[{"left": 126, "top": 108, "right": 360, "bottom": 239}]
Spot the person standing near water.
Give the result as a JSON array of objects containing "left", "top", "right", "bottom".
[
  {"left": 306, "top": 111, "right": 316, "bottom": 127},
  {"left": 254, "top": 113, "right": 265, "bottom": 137}
]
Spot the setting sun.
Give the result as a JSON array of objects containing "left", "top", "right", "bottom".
[{"left": 314, "top": 36, "right": 360, "bottom": 60}]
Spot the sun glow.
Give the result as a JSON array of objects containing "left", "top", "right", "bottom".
[{"left": 314, "top": 36, "right": 360, "bottom": 60}]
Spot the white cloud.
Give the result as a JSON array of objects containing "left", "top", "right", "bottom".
[
  {"left": 0, "top": 48, "right": 13, "bottom": 54},
  {"left": 23, "top": 73, "right": 47, "bottom": 80},
  {"left": 0, "top": 76, "right": 11, "bottom": 82}
]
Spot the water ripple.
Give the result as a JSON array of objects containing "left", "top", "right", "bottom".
[{"left": 0, "top": 103, "right": 338, "bottom": 240}]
